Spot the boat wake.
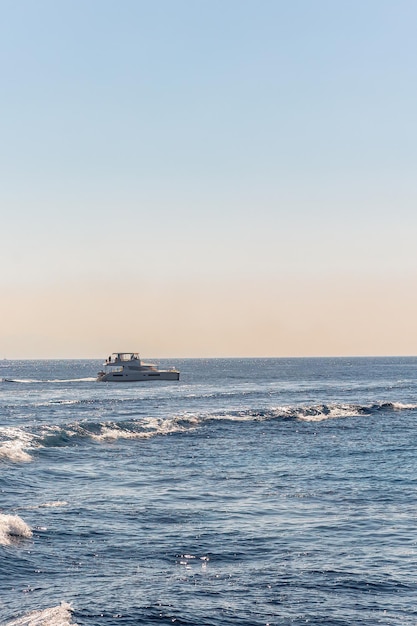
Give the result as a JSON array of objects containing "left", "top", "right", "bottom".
[{"left": 1, "top": 377, "right": 96, "bottom": 384}]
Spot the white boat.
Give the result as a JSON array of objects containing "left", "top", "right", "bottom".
[{"left": 97, "top": 353, "right": 180, "bottom": 382}]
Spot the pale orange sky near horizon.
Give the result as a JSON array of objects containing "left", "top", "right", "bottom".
[
  {"left": 2, "top": 1, "right": 417, "bottom": 359},
  {"left": 3, "top": 272, "right": 417, "bottom": 359}
]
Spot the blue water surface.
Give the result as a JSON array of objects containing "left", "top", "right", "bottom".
[{"left": 1, "top": 357, "right": 417, "bottom": 625}]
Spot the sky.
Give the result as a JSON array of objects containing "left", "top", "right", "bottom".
[{"left": 1, "top": 0, "right": 417, "bottom": 358}]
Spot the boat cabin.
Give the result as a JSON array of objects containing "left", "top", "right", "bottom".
[{"left": 106, "top": 353, "right": 141, "bottom": 364}]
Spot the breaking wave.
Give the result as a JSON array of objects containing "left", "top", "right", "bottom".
[
  {"left": 213, "top": 401, "right": 417, "bottom": 423},
  {"left": 276, "top": 400, "right": 417, "bottom": 422},
  {"left": 0, "top": 428, "right": 37, "bottom": 463},
  {"left": 26, "top": 400, "right": 417, "bottom": 448},
  {"left": 38, "top": 414, "right": 200, "bottom": 446},
  {"left": 4, "top": 603, "right": 77, "bottom": 626},
  {"left": 0, "top": 441, "right": 33, "bottom": 463},
  {"left": 0, "top": 514, "right": 32, "bottom": 546},
  {"left": 2, "top": 402, "right": 415, "bottom": 460}
]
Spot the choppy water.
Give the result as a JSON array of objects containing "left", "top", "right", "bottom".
[{"left": 1, "top": 357, "right": 417, "bottom": 625}]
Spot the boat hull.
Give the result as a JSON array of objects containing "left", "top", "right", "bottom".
[{"left": 97, "top": 370, "right": 180, "bottom": 382}]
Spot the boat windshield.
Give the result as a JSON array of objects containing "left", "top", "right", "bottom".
[
  {"left": 105, "top": 365, "right": 123, "bottom": 373},
  {"left": 108, "top": 353, "right": 140, "bottom": 363},
  {"left": 117, "top": 353, "right": 138, "bottom": 361}
]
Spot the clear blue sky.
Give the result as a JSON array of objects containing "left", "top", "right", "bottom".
[{"left": 1, "top": 1, "right": 417, "bottom": 357}]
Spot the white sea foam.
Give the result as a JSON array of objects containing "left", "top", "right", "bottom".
[
  {"left": 0, "top": 441, "right": 32, "bottom": 463},
  {"left": 37, "top": 415, "right": 201, "bottom": 445},
  {"left": 0, "top": 378, "right": 38, "bottom": 383},
  {"left": 210, "top": 412, "right": 260, "bottom": 422},
  {"left": 294, "top": 404, "right": 362, "bottom": 422},
  {"left": 280, "top": 401, "right": 417, "bottom": 422},
  {"left": 47, "top": 400, "right": 79, "bottom": 405},
  {"left": 389, "top": 402, "right": 417, "bottom": 410},
  {"left": 4, "top": 602, "right": 77, "bottom": 626},
  {"left": 90, "top": 424, "right": 136, "bottom": 441},
  {"left": 0, "top": 514, "right": 33, "bottom": 546},
  {"left": 26, "top": 501, "right": 68, "bottom": 510},
  {"left": 0, "top": 428, "right": 36, "bottom": 463},
  {"left": 89, "top": 415, "right": 200, "bottom": 441}
]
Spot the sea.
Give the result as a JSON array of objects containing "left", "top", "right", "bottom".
[{"left": 1, "top": 357, "right": 416, "bottom": 626}]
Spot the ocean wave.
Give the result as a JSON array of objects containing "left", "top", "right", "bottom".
[
  {"left": 0, "top": 514, "right": 32, "bottom": 546},
  {"left": 39, "top": 414, "right": 200, "bottom": 446},
  {"left": 213, "top": 401, "right": 417, "bottom": 423},
  {"left": 4, "top": 603, "right": 77, "bottom": 626},
  {"left": 10, "top": 401, "right": 417, "bottom": 454}
]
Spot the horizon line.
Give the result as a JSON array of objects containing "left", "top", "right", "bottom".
[{"left": 2, "top": 354, "right": 417, "bottom": 361}]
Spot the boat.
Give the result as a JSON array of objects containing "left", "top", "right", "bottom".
[{"left": 97, "top": 353, "right": 180, "bottom": 382}]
